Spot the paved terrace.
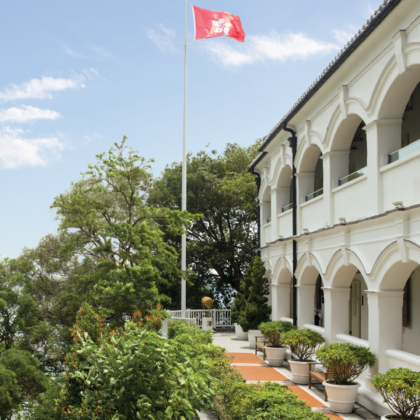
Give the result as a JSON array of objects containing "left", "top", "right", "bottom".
[{"left": 198, "top": 332, "right": 380, "bottom": 420}]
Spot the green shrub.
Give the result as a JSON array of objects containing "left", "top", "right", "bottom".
[
  {"left": 371, "top": 368, "right": 420, "bottom": 420},
  {"left": 167, "top": 320, "right": 213, "bottom": 344},
  {"left": 315, "top": 343, "right": 376, "bottom": 385},
  {"left": 67, "top": 325, "right": 216, "bottom": 419},
  {"left": 259, "top": 321, "right": 296, "bottom": 347},
  {"left": 236, "top": 256, "right": 271, "bottom": 332},
  {"left": 282, "top": 329, "right": 325, "bottom": 361}
]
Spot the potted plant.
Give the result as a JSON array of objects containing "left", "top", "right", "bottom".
[
  {"left": 282, "top": 329, "right": 325, "bottom": 384},
  {"left": 234, "top": 257, "right": 271, "bottom": 348},
  {"left": 315, "top": 343, "right": 376, "bottom": 413},
  {"left": 371, "top": 367, "right": 420, "bottom": 420},
  {"left": 259, "top": 321, "right": 296, "bottom": 366}
]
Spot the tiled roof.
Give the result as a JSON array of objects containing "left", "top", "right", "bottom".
[{"left": 250, "top": 0, "right": 402, "bottom": 171}]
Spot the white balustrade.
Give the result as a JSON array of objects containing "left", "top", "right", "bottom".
[{"left": 168, "top": 309, "right": 232, "bottom": 328}]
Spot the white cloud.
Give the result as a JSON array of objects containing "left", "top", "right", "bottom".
[
  {"left": 0, "top": 106, "right": 61, "bottom": 123},
  {"left": 201, "top": 31, "right": 339, "bottom": 67},
  {"left": 144, "top": 24, "right": 177, "bottom": 54},
  {"left": 0, "top": 127, "right": 64, "bottom": 169},
  {"left": 332, "top": 27, "right": 357, "bottom": 46},
  {"left": 88, "top": 45, "right": 114, "bottom": 60},
  {"left": 0, "top": 75, "right": 85, "bottom": 101}
]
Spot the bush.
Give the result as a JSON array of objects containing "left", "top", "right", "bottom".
[
  {"left": 315, "top": 343, "right": 376, "bottom": 385},
  {"left": 215, "top": 380, "right": 328, "bottom": 420},
  {"left": 282, "top": 329, "right": 325, "bottom": 361},
  {"left": 236, "top": 256, "right": 271, "bottom": 332},
  {"left": 371, "top": 368, "right": 420, "bottom": 420},
  {"left": 259, "top": 321, "right": 296, "bottom": 347},
  {"left": 167, "top": 320, "right": 213, "bottom": 344}
]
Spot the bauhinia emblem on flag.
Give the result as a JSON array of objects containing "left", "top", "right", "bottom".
[{"left": 192, "top": 5, "right": 245, "bottom": 42}]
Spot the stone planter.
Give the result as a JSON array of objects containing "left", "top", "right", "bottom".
[
  {"left": 265, "top": 346, "right": 287, "bottom": 367},
  {"left": 323, "top": 381, "right": 360, "bottom": 413},
  {"left": 247, "top": 330, "right": 261, "bottom": 348},
  {"left": 234, "top": 323, "right": 248, "bottom": 341},
  {"left": 288, "top": 360, "right": 311, "bottom": 384}
]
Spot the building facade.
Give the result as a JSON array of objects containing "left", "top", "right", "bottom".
[{"left": 250, "top": 0, "right": 420, "bottom": 415}]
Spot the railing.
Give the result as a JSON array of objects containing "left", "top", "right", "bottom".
[
  {"left": 168, "top": 309, "right": 233, "bottom": 328},
  {"left": 336, "top": 333, "right": 368, "bottom": 347},
  {"left": 304, "top": 324, "right": 326, "bottom": 336},
  {"left": 386, "top": 349, "right": 420, "bottom": 371},
  {"left": 389, "top": 139, "right": 420, "bottom": 164},
  {"left": 282, "top": 203, "right": 293, "bottom": 213},
  {"left": 338, "top": 166, "right": 367, "bottom": 186},
  {"left": 266, "top": 217, "right": 272, "bottom": 224},
  {"left": 306, "top": 188, "right": 323, "bottom": 202}
]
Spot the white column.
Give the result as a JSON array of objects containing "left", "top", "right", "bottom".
[
  {"left": 270, "top": 189, "right": 279, "bottom": 240},
  {"left": 323, "top": 287, "right": 351, "bottom": 345},
  {"left": 259, "top": 201, "right": 270, "bottom": 246},
  {"left": 366, "top": 291, "right": 404, "bottom": 379},
  {"left": 296, "top": 285, "right": 315, "bottom": 328},
  {"left": 271, "top": 283, "right": 291, "bottom": 321},
  {"left": 364, "top": 119, "right": 402, "bottom": 215}
]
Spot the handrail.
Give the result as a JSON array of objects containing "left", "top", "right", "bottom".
[
  {"left": 336, "top": 333, "right": 369, "bottom": 348},
  {"left": 385, "top": 349, "right": 420, "bottom": 367},
  {"left": 306, "top": 188, "right": 323, "bottom": 202},
  {"left": 282, "top": 203, "right": 293, "bottom": 213},
  {"left": 338, "top": 166, "right": 367, "bottom": 186},
  {"left": 389, "top": 139, "right": 420, "bottom": 164},
  {"left": 280, "top": 317, "right": 294, "bottom": 324}
]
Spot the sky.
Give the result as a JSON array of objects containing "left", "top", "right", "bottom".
[{"left": 0, "top": 0, "right": 384, "bottom": 258}]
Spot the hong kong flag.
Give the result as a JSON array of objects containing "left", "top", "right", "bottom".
[{"left": 192, "top": 5, "right": 245, "bottom": 42}]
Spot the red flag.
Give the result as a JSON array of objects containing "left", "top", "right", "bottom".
[{"left": 192, "top": 6, "right": 245, "bottom": 43}]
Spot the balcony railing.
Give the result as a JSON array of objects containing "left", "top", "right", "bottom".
[
  {"left": 306, "top": 188, "right": 323, "bottom": 202},
  {"left": 389, "top": 139, "right": 420, "bottom": 164},
  {"left": 282, "top": 203, "right": 293, "bottom": 213},
  {"left": 338, "top": 166, "right": 367, "bottom": 186},
  {"left": 266, "top": 217, "right": 271, "bottom": 224}
]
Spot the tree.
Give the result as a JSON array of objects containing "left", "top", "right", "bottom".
[
  {"left": 238, "top": 256, "right": 271, "bottom": 332},
  {"left": 230, "top": 259, "right": 252, "bottom": 325},
  {"left": 51, "top": 139, "right": 198, "bottom": 323},
  {"left": 148, "top": 141, "right": 261, "bottom": 308}
]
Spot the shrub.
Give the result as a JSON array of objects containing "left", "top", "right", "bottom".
[
  {"left": 371, "top": 368, "right": 420, "bottom": 420},
  {"left": 259, "top": 321, "right": 296, "bottom": 347},
  {"left": 67, "top": 325, "right": 216, "bottom": 419},
  {"left": 231, "top": 263, "right": 252, "bottom": 325},
  {"left": 282, "top": 329, "right": 325, "bottom": 361},
  {"left": 236, "top": 256, "right": 271, "bottom": 332},
  {"left": 167, "top": 320, "right": 213, "bottom": 344},
  {"left": 315, "top": 343, "right": 376, "bottom": 385}
]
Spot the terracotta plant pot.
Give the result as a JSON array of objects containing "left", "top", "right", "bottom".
[
  {"left": 234, "top": 323, "right": 248, "bottom": 341},
  {"left": 265, "top": 346, "right": 287, "bottom": 367},
  {"left": 247, "top": 329, "right": 261, "bottom": 349},
  {"left": 323, "top": 381, "right": 360, "bottom": 413},
  {"left": 288, "top": 360, "right": 311, "bottom": 384}
]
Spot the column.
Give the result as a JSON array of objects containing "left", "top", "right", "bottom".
[
  {"left": 271, "top": 283, "right": 291, "bottom": 321},
  {"left": 270, "top": 189, "right": 279, "bottom": 240},
  {"left": 323, "top": 287, "right": 351, "bottom": 345},
  {"left": 364, "top": 119, "right": 402, "bottom": 215},
  {"left": 366, "top": 291, "right": 404, "bottom": 380},
  {"left": 296, "top": 285, "right": 315, "bottom": 329},
  {"left": 259, "top": 201, "right": 270, "bottom": 246}
]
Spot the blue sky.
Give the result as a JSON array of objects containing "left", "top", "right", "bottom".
[{"left": 0, "top": 0, "right": 383, "bottom": 258}]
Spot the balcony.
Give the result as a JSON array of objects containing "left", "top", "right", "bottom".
[
  {"left": 306, "top": 188, "right": 323, "bottom": 202},
  {"left": 266, "top": 216, "right": 272, "bottom": 224},
  {"left": 282, "top": 203, "right": 293, "bottom": 213},
  {"left": 389, "top": 138, "right": 420, "bottom": 164},
  {"left": 338, "top": 166, "right": 367, "bottom": 186}
]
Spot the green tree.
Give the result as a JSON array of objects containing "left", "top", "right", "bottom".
[
  {"left": 238, "top": 256, "right": 271, "bottom": 332},
  {"left": 51, "top": 139, "right": 199, "bottom": 324},
  {"left": 148, "top": 141, "right": 261, "bottom": 308},
  {"left": 231, "top": 259, "right": 252, "bottom": 325}
]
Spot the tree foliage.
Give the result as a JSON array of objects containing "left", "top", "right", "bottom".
[{"left": 148, "top": 142, "right": 261, "bottom": 308}]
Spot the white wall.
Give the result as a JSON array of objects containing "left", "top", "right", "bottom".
[{"left": 402, "top": 266, "right": 420, "bottom": 355}]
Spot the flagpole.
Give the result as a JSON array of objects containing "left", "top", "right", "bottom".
[{"left": 181, "top": 0, "right": 187, "bottom": 319}]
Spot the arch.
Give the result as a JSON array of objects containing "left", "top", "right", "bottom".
[
  {"left": 271, "top": 152, "right": 293, "bottom": 187},
  {"left": 325, "top": 248, "right": 368, "bottom": 288},
  {"left": 277, "top": 165, "right": 293, "bottom": 188},
  {"left": 296, "top": 252, "right": 323, "bottom": 286},
  {"left": 296, "top": 136, "right": 324, "bottom": 174},
  {"left": 272, "top": 256, "right": 293, "bottom": 284},
  {"left": 370, "top": 241, "right": 420, "bottom": 291},
  {"left": 329, "top": 114, "right": 364, "bottom": 152}
]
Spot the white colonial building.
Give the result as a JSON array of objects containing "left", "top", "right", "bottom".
[{"left": 250, "top": 0, "right": 420, "bottom": 415}]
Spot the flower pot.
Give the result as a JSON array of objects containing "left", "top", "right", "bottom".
[
  {"left": 247, "top": 330, "right": 261, "bottom": 348},
  {"left": 265, "top": 346, "right": 287, "bottom": 367},
  {"left": 323, "top": 381, "right": 360, "bottom": 413},
  {"left": 288, "top": 360, "right": 311, "bottom": 384},
  {"left": 234, "top": 323, "right": 248, "bottom": 341}
]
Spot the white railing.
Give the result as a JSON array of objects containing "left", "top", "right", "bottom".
[
  {"left": 304, "top": 324, "right": 326, "bottom": 336},
  {"left": 167, "top": 309, "right": 232, "bottom": 328},
  {"left": 386, "top": 349, "right": 420, "bottom": 371}
]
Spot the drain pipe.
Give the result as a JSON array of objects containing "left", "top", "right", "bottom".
[
  {"left": 282, "top": 124, "right": 298, "bottom": 327},
  {"left": 252, "top": 171, "right": 262, "bottom": 257}
]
